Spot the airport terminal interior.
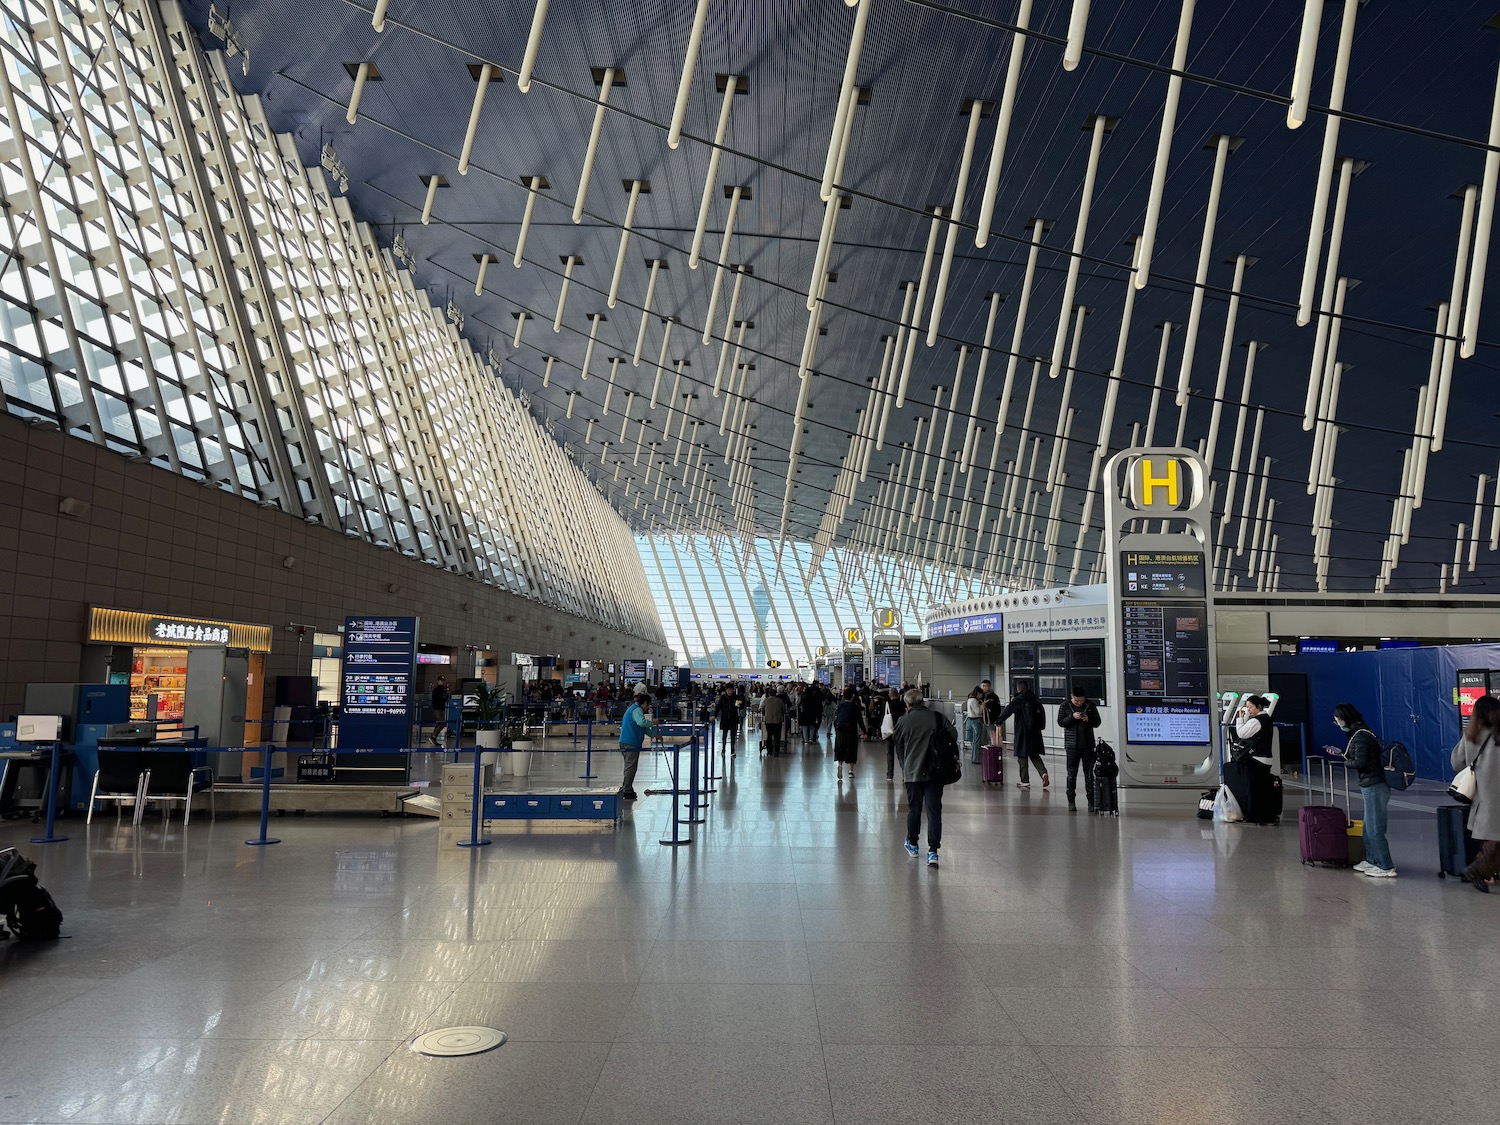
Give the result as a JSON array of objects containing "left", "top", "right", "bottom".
[{"left": 3, "top": 0, "right": 1500, "bottom": 1122}]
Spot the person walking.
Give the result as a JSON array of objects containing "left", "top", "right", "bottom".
[
  {"left": 1454, "top": 695, "right": 1500, "bottom": 890},
  {"left": 429, "top": 676, "right": 451, "bottom": 747},
  {"left": 998, "top": 680, "right": 1049, "bottom": 789},
  {"left": 715, "top": 686, "right": 740, "bottom": 754},
  {"left": 1057, "top": 684, "right": 1101, "bottom": 812},
  {"left": 1334, "top": 703, "right": 1396, "bottom": 878},
  {"left": 894, "top": 687, "right": 956, "bottom": 867},
  {"left": 618, "top": 684, "right": 657, "bottom": 801},
  {"left": 964, "top": 686, "right": 986, "bottom": 764},
  {"left": 883, "top": 686, "right": 907, "bottom": 780},
  {"left": 833, "top": 686, "right": 867, "bottom": 780},
  {"left": 762, "top": 688, "right": 786, "bottom": 755}
]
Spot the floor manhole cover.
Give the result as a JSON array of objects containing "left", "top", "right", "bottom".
[{"left": 410, "top": 1026, "right": 507, "bottom": 1057}]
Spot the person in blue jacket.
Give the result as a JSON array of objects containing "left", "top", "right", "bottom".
[{"left": 619, "top": 684, "right": 657, "bottom": 801}]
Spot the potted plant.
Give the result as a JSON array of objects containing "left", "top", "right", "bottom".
[{"left": 474, "top": 683, "right": 506, "bottom": 776}]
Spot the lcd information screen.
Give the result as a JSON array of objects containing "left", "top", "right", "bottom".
[
  {"left": 622, "top": 659, "right": 648, "bottom": 683},
  {"left": 1119, "top": 550, "right": 1211, "bottom": 745},
  {"left": 339, "top": 616, "right": 418, "bottom": 749},
  {"left": 871, "top": 639, "right": 902, "bottom": 687}
]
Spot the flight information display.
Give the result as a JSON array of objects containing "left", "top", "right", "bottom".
[
  {"left": 622, "top": 659, "right": 648, "bottom": 683},
  {"left": 1119, "top": 551, "right": 1211, "bottom": 745},
  {"left": 340, "top": 616, "right": 419, "bottom": 749},
  {"left": 871, "top": 638, "right": 902, "bottom": 687}
]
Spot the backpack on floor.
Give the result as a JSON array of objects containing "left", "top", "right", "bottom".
[
  {"left": 1093, "top": 742, "right": 1119, "bottom": 778},
  {"left": 0, "top": 848, "right": 62, "bottom": 941}
]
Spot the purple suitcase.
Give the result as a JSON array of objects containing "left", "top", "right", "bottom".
[
  {"left": 1300, "top": 757, "right": 1352, "bottom": 866},
  {"left": 981, "top": 745, "right": 1005, "bottom": 786}
]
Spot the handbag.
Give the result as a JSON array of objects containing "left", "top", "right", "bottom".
[
  {"left": 1449, "top": 736, "right": 1488, "bottom": 805},
  {"left": 880, "top": 708, "right": 895, "bottom": 739}
]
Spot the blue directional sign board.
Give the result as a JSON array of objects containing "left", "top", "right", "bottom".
[
  {"left": 339, "top": 616, "right": 419, "bottom": 749},
  {"left": 927, "top": 612, "right": 1003, "bottom": 639}
]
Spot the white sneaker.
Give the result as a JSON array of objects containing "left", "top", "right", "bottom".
[
  {"left": 1364, "top": 867, "right": 1398, "bottom": 878},
  {"left": 1352, "top": 860, "right": 1373, "bottom": 873},
  {"left": 1019, "top": 781, "right": 1031, "bottom": 789}
]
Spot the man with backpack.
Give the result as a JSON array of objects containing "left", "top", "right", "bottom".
[
  {"left": 893, "top": 687, "right": 958, "bottom": 867},
  {"left": 997, "top": 680, "right": 1049, "bottom": 789}
]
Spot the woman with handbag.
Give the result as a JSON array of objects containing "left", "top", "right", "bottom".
[
  {"left": 1452, "top": 695, "right": 1499, "bottom": 891},
  {"left": 1333, "top": 703, "right": 1396, "bottom": 878}
]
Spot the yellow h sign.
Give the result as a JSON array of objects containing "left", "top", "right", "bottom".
[{"left": 1133, "top": 457, "right": 1182, "bottom": 510}]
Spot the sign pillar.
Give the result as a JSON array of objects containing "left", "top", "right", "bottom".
[
  {"left": 1103, "top": 448, "right": 1218, "bottom": 788},
  {"left": 339, "top": 616, "right": 420, "bottom": 749}
]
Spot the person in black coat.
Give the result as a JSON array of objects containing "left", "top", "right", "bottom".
[
  {"left": 715, "top": 687, "right": 741, "bottom": 753},
  {"left": 833, "top": 687, "right": 867, "bottom": 779},
  {"left": 997, "top": 681, "right": 1049, "bottom": 789},
  {"left": 1057, "top": 685, "right": 1101, "bottom": 811}
]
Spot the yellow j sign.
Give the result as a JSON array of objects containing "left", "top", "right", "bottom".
[
  {"left": 1129, "top": 457, "right": 1184, "bottom": 510},
  {"left": 873, "top": 607, "right": 898, "bottom": 630}
]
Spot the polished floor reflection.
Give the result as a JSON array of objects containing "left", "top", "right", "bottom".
[{"left": 2, "top": 733, "right": 1497, "bottom": 1124}]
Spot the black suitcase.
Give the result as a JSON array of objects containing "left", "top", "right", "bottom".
[
  {"left": 1437, "top": 804, "right": 1481, "bottom": 878},
  {"left": 1224, "top": 759, "right": 1282, "bottom": 825}
]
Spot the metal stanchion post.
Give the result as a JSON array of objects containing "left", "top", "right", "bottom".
[
  {"left": 245, "top": 744, "right": 280, "bottom": 846},
  {"left": 28, "top": 741, "right": 68, "bottom": 844},
  {"left": 458, "top": 744, "right": 492, "bottom": 848},
  {"left": 660, "top": 741, "right": 689, "bottom": 846},
  {"left": 579, "top": 718, "right": 596, "bottom": 780},
  {"left": 686, "top": 730, "right": 705, "bottom": 824},
  {"left": 702, "top": 718, "right": 718, "bottom": 792}
]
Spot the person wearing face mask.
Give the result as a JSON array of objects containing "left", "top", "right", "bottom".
[
  {"left": 1333, "top": 703, "right": 1396, "bottom": 878},
  {"left": 1452, "top": 695, "right": 1500, "bottom": 890}
]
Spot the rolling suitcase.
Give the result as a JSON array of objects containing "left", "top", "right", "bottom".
[
  {"left": 981, "top": 745, "right": 1005, "bottom": 786},
  {"left": 1437, "top": 804, "right": 1481, "bottom": 878},
  {"left": 1300, "top": 757, "right": 1350, "bottom": 866}
]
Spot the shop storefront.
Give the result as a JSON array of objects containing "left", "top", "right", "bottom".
[{"left": 85, "top": 607, "right": 274, "bottom": 737}]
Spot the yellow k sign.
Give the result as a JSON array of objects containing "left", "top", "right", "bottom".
[
  {"left": 1137, "top": 458, "right": 1180, "bottom": 508},
  {"left": 845, "top": 628, "right": 860, "bottom": 645}
]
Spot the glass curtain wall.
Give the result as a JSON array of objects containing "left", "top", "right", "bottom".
[
  {"left": 637, "top": 533, "right": 1004, "bottom": 669},
  {"left": 0, "top": 0, "right": 662, "bottom": 643}
]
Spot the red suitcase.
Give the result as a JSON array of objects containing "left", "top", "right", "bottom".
[{"left": 981, "top": 745, "right": 1005, "bottom": 786}]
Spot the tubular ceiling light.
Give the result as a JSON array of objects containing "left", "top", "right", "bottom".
[
  {"left": 975, "top": 0, "right": 1033, "bottom": 247},
  {"left": 927, "top": 100, "right": 989, "bottom": 345},
  {"left": 517, "top": 0, "right": 549, "bottom": 94},
  {"left": 514, "top": 176, "right": 548, "bottom": 267},
  {"left": 690, "top": 77, "right": 740, "bottom": 268},
  {"left": 1302, "top": 156, "right": 1356, "bottom": 430},
  {"left": 541, "top": 356, "right": 556, "bottom": 387},
  {"left": 473, "top": 252, "right": 494, "bottom": 296},
  {"left": 1463, "top": 56, "right": 1500, "bottom": 358},
  {"left": 994, "top": 219, "right": 1048, "bottom": 445},
  {"left": 609, "top": 179, "right": 646, "bottom": 308},
  {"left": 668, "top": 0, "right": 712, "bottom": 150},
  {"left": 1175, "top": 134, "right": 1234, "bottom": 405},
  {"left": 877, "top": 282, "right": 915, "bottom": 446},
  {"left": 704, "top": 187, "right": 744, "bottom": 343},
  {"left": 1286, "top": 0, "right": 1323, "bottom": 128},
  {"left": 345, "top": 62, "right": 375, "bottom": 125},
  {"left": 651, "top": 320, "right": 676, "bottom": 407},
  {"left": 1296, "top": 0, "right": 1359, "bottom": 324},
  {"left": 1134, "top": 0, "right": 1196, "bottom": 291},
  {"left": 821, "top": 0, "right": 871, "bottom": 199},
  {"left": 419, "top": 173, "right": 444, "bottom": 225},
  {"left": 459, "top": 63, "right": 495, "bottom": 175},
  {"left": 512, "top": 310, "right": 530, "bottom": 350},
  {"left": 634, "top": 259, "right": 665, "bottom": 365},
  {"left": 1063, "top": 0, "right": 1091, "bottom": 71},
  {"left": 1047, "top": 115, "right": 1110, "bottom": 379},
  {"left": 1434, "top": 185, "right": 1478, "bottom": 452},
  {"left": 554, "top": 255, "right": 580, "bottom": 331},
  {"left": 581, "top": 312, "right": 604, "bottom": 379},
  {"left": 372, "top": 0, "right": 389, "bottom": 32},
  {"left": 894, "top": 207, "right": 944, "bottom": 408},
  {"left": 575, "top": 69, "right": 617, "bottom": 222},
  {"left": 1202, "top": 254, "right": 1250, "bottom": 470}
]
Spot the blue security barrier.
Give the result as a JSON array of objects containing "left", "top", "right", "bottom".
[{"left": 1272, "top": 642, "right": 1500, "bottom": 781}]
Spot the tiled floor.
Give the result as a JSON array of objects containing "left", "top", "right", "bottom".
[{"left": 2, "top": 731, "right": 1497, "bottom": 1124}]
